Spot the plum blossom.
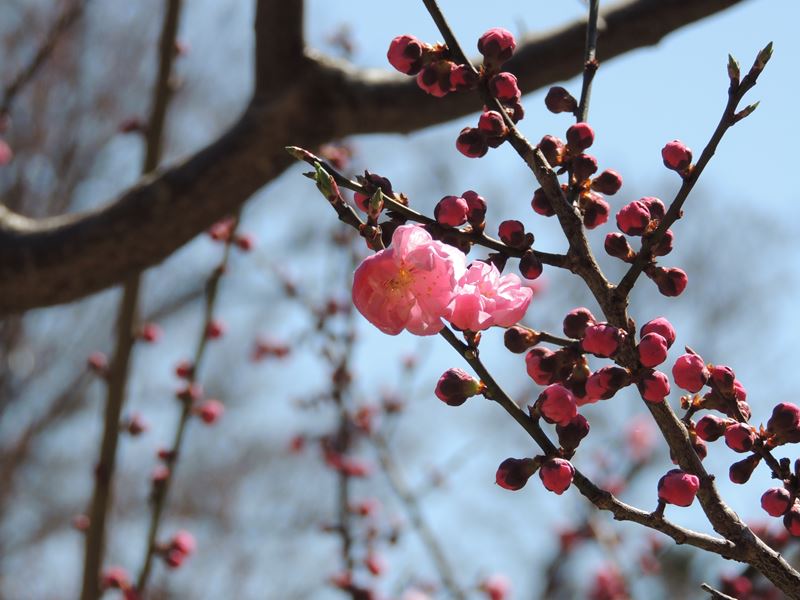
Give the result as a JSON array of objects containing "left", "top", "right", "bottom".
[
  {"left": 352, "top": 225, "right": 466, "bottom": 335},
  {"left": 446, "top": 261, "right": 532, "bottom": 331}
]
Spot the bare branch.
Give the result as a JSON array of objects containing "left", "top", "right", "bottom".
[
  {"left": 0, "top": 0, "right": 748, "bottom": 314},
  {"left": 254, "top": 0, "right": 307, "bottom": 93}
]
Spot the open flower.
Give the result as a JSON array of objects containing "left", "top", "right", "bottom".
[
  {"left": 352, "top": 225, "right": 466, "bottom": 335},
  {"left": 446, "top": 261, "right": 532, "bottom": 331}
]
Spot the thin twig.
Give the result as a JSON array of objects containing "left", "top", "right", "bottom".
[
  {"left": 576, "top": 0, "right": 600, "bottom": 123},
  {"left": 373, "top": 432, "right": 467, "bottom": 600},
  {"left": 80, "top": 2, "right": 183, "bottom": 598},
  {"left": 701, "top": 583, "right": 737, "bottom": 600},
  {"left": 1, "top": 0, "right": 90, "bottom": 114}
]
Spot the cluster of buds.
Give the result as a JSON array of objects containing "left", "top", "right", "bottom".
[
  {"left": 387, "top": 34, "right": 477, "bottom": 99},
  {"left": 494, "top": 455, "right": 575, "bottom": 495},
  {"left": 531, "top": 120, "right": 621, "bottom": 229},
  {"left": 160, "top": 530, "right": 196, "bottom": 569},
  {"left": 207, "top": 216, "right": 254, "bottom": 251}
]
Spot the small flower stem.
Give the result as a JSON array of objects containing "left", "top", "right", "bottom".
[{"left": 576, "top": 0, "right": 600, "bottom": 124}]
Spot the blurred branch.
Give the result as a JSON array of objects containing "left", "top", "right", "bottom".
[
  {"left": 254, "top": 0, "right": 306, "bottom": 94},
  {"left": 372, "top": 432, "right": 466, "bottom": 600},
  {"left": 135, "top": 212, "right": 237, "bottom": 594},
  {"left": 80, "top": 2, "right": 183, "bottom": 598},
  {"left": 0, "top": 0, "right": 748, "bottom": 314},
  {"left": 0, "top": 0, "right": 89, "bottom": 115}
]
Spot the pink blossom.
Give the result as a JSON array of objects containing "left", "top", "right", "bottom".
[
  {"left": 352, "top": 225, "right": 466, "bottom": 336},
  {"left": 446, "top": 261, "right": 532, "bottom": 331}
]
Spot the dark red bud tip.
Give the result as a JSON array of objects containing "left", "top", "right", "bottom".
[
  {"left": 498, "top": 220, "right": 530, "bottom": 249},
  {"left": 649, "top": 267, "right": 688, "bottom": 297},
  {"left": 729, "top": 454, "right": 761, "bottom": 484},
  {"left": 539, "top": 458, "right": 575, "bottom": 494},
  {"left": 694, "top": 414, "right": 728, "bottom": 442},
  {"left": 450, "top": 64, "right": 479, "bottom": 92},
  {"left": 478, "top": 28, "right": 516, "bottom": 66},
  {"left": 604, "top": 233, "right": 635, "bottom": 262},
  {"left": 478, "top": 110, "right": 508, "bottom": 139},
  {"left": 495, "top": 457, "right": 537, "bottom": 490},
  {"left": 387, "top": 35, "right": 428, "bottom": 75},
  {"left": 657, "top": 469, "right": 699, "bottom": 506},
  {"left": 544, "top": 86, "right": 578, "bottom": 114},
  {"left": 456, "top": 127, "right": 488, "bottom": 158},
  {"left": 197, "top": 399, "right": 224, "bottom": 424},
  {"left": 581, "top": 192, "right": 609, "bottom": 229},
  {"left": 434, "top": 195, "right": 469, "bottom": 227},
  {"left": 416, "top": 61, "right": 456, "bottom": 97},
  {"left": 536, "top": 384, "right": 577, "bottom": 426},
  {"left": 518, "top": 251, "right": 543, "bottom": 280},
  {"left": 525, "top": 347, "right": 558, "bottom": 385},
  {"left": 724, "top": 423, "right": 756, "bottom": 452},
  {"left": 784, "top": 506, "right": 800, "bottom": 536},
  {"left": 489, "top": 72, "right": 521, "bottom": 103},
  {"left": 637, "top": 370, "right": 670, "bottom": 403},
  {"left": 462, "top": 190, "right": 487, "bottom": 225},
  {"left": 531, "top": 188, "right": 555, "bottom": 217},
  {"left": 537, "top": 135, "right": 566, "bottom": 167},
  {"left": 572, "top": 154, "right": 598, "bottom": 182},
  {"left": 637, "top": 333, "right": 669, "bottom": 368},
  {"left": 582, "top": 323, "right": 624, "bottom": 358},
  {"left": 504, "top": 326, "right": 539, "bottom": 354},
  {"left": 591, "top": 169, "right": 623, "bottom": 195},
  {"left": 562, "top": 307, "right": 596, "bottom": 339},
  {"left": 566, "top": 122, "right": 594, "bottom": 152},
  {"left": 762, "top": 487, "right": 792, "bottom": 517},
  {"left": 661, "top": 140, "right": 693, "bottom": 172},
  {"left": 435, "top": 368, "right": 482, "bottom": 406},
  {"left": 556, "top": 414, "right": 590, "bottom": 451},
  {"left": 640, "top": 317, "right": 675, "bottom": 348},
  {"left": 616, "top": 201, "right": 651, "bottom": 236}
]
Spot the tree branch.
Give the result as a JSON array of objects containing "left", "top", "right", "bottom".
[
  {"left": 0, "top": 0, "right": 748, "bottom": 315},
  {"left": 254, "top": 0, "right": 307, "bottom": 94}
]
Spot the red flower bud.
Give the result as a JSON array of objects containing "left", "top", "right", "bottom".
[
  {"left": 651, "top": 229, "right": 674, "bottom": 257},
  {"left": 640, "top": 317, "right": 676, "bottom": 349},
  {"left": 616, "top": 201, "right": 651, "bottom": 236},
  {"left": 518, "top": 251, "right": 543, "bottom": 280},
  {"left": 525, "top": 347, "right": 558, "bottom": 385},
  {"left": 531, "top": 187, "right": 554, "bottom": 217},
  {"left": 582, "top": 323, "right": 624, "bottom": 358},
  {"left": 657, "top": 469, "right": 699, "bottom": 506},
  {"left": 456, "top": 127, "right": 488, "bottom": 158},
  {"left": 416, "top": 61, "right": 456, "bottom": 97},
  {"left": 729, "top": 454, "right": 760, "bottom": 484},
  {"left": 450, "top": 64, "right": 479, "bottom": 92},
  {"left": 434, "top": 195, "right": 469, "bottom": 227},
  {"left": 87, "top": 352, "right": 109, "bottom": 375},
  {"left": 695, "top": 414, "right": 728, "bottom": 442},
  {"left": 638, "top": 332, "right": 669, "bottom": 368},
  {"left": 387, "top": 34, "right": 427, "bottom": 75},
  {"left": 170, "top": 530, "right": 196, "bottom": 556},
  {"left": 539, "top": 457, "right": 575, "bottom": 494},
  {"left": 566, "top": 122, "right": 595, "bottom": 152},
  {"left": 784, "top": 505, "right": 800, "bottom": 536},
  {"left": 767, "top": 402, "right": 800, "bottom": 443},
  {"left": 198, "top": 399, "right": 224, "bottom": 424},
  {"left": 478, "top": 110, "right": 508, "bottom": 138},
  {"left": 585, "top": 366, "right": 631, "bottom": 402},
  {"left": 572, "top": 153, "right": 598, "bottom": 182},
  {"left": 762, "top": 487, "right": 792, "bottom": 517},
  {"left": 205, "top": 319, "right": 226, "bottom": 339},
  {"left": 605, "top": 232, "right": 635, "bottom": 262},
  {"left": 489, "top": 72, "right": 521, "bottom": 102},
  {"left": 556, "top": 414, "right": 590, "bottom": 451},
  {"left": 724, "top": 422, "right": 756, "bottom": 452},
  {"left": 101, "top": 566, "right": 131, "bottom": 590},
  {"left": 661, "top": 139, "right": 693, "bottom": 172},
  {"left": 536, "top": 384, "right": 577, "bottom": 426},
  {"left": 498, "top": 220, "right": 529, "bottom": 249},
  {"left": 477, "top": 28, "right": 516, "bottom": 66},
  {"left": 462, "top": 190, "right": 487, "bottom": 224},
  {"left": 591, "top": 169, "right": 623, "bottom": 195},
  {"left": 175, "top": 359, "right": 194, "bottom": 379},
  {"left": 139, "top": 322, "right": 163, "bottom": 343},
  {"left": 435, "top": 368, "right": 482, "bottom": 406},
  {"left": 672, "top": 353, "right": 709, "bottom": 393},
  {"left": 544, "top": 86, "right": 577, "bottom": 114},
  {"left": 537, "top": 135, "right": 566, "bottom": 167},
  {"left": 637, "top": 369, "right": 670, "bottom": 403},
  {"left": 563, "top": 307, "right": 596, "bottom": 339},
  {"left": 495, "top": 457, "right": 537, "bottom": 490},
  {"left": 651, "top": 267, "right": 688, "bottom": 297},
  {"left": 504, "top": 326, "right": 539, "bottom": 353},
  {"left": 640, "top": 196, "right": 666, "bottom": 220},
  {"left": 581, "top": 192, "right": 609, "bottom": 229}
]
